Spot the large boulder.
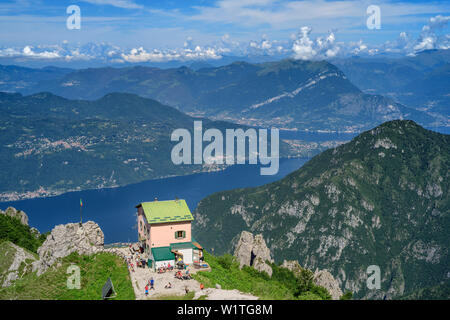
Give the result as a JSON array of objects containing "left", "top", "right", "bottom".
[
  {"left": 233, "top": 231, "right": 274, "bottom": 276},
  {"left": 281, "top": 260, "right": 343, "bottom": 300},
  {"left": 0, "top": 207, "right": 29, "bottom": 226},
  {"left": 281, "top": 260, "right": 303, "bottom": 276},
  {"left": 32, "top": 221, "right": 104, "bottom": 275},
  {"left": 233, "top": 231, "right": 254, "bottom": 267},
  {"left": 313, "top": 269, "right": 343, "bottom": 300}
]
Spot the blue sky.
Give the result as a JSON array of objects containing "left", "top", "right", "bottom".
[{"left": 0, "top": 0, "right": 449, "bottom": 63}]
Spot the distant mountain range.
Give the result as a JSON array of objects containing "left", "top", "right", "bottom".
[
  {"left": 0, "top": 57, "right": 443, "bottom": 132},
  {"left": 193, "top": 120, "right": 449, "bottom": 299},
  {"left": 332, "top": 49, "right": 450, "bottom": 119},
  {"left": 0, "top": 91, "right": 306, "bottom": 201}
]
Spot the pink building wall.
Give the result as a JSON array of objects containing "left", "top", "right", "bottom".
[
  {"left": 137, "top": 206, "right": 192, "bottom": 249},
  {"left": 149, "top": 221, "right": 192, "bottom": 248}
]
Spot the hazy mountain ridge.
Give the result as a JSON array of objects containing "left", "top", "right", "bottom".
[
  {"left": 332, "top": 49, "right": 450, "bottom": 119},
  {"left": 193, "top": 120, "right": 449, "bottom": 299},
  {"left": 0, "top": 58, "right": 438, "bottom": 132},
  {"left": 0, "top": 65, "right": 73, "bottom": 93},
  {"left": 1, "top": 91, "right": 305, "bottom": 201}
]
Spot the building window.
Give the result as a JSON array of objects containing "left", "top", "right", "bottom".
[{"left": 175, "top": 230, "right": 186, "bottom": 239}]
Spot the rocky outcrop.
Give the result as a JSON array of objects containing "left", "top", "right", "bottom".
[
  {"left": 233, "top": 231, "right": 274, "bottom": 276},
  {"left": 30, "top": 227, "right": 40, "bottom": 239},
  {"left": 234, "top": 231, "right": 253, "bottom": 267},
  {"left": 281, "top": 260, "right": 343, "bottom": 300},
  {"left": 313, "top": 269, "right": 343, "bottom": 300},
  {"left": 32, "top": 221, "right": 104, "bottom": 275},
  {"left": 281, "top": 260, "right": 303, "bottom": 276},
  {"left": 103, "top": 247, "right": 128, "bottom": 260},
  {"left": 0, "top": 241, "right": 36, "bottom": 287},
  {"left": 0, "top": 207, "right": 29, "bottom": 226}
]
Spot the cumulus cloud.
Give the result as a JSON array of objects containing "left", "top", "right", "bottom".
[
  {"left": 292, "top": 27, "right": 340, "bottom": 60},
  {"left": 414, "top": 15, "right": 450, "bottom": 52},
  {"left": 120, "top": 45, "right": 222, "bottom": 63},
  {"left": 292, "top": 27, "right": 317, "bottom": 60},
  {"left": 0, "top": 15, "right": 448, "bottom": 64},
  {"left": 245, "top": 34, "right": 288, "bottom": 56},
  {"left": 290, "top": 14, "right": 450, "bottom": 60},
  {"left": 377, "top": 15, "right": 450, "bottom": 55},
  {"left": 0, "top": 42, "right": 110, "bottom": 61},
  {"left": 349, "top": 40, "right": 368, "bottom": 56},
  {"left": 22, "top": 45, "right": 61, "bottom": 59}
]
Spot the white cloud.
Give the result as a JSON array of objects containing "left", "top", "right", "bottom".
[
  {"left": 429, "top": 15, "right": 450, "bottom": 29},
  {"left": 79, "top": 0, "right": 142, "bottom": 9},
  {"left": 292, "top": 27, "right": 317, "bottom": 60},
  {"left": 245, "top": 34, "right": 289, "bottom": 56},
  {"left": 120, "top": 45, "right": 223, "bottom": 63},
  {"left": 414, "top": 15, "right": 450, "bottom": 52},
  {"left": 290, "top": 14, "right": 450, "bottom": 60},
  {"left": 187, "top": 0, "right": 448, "bottom": 34},
  {"left": 292, "top": 26, "right": 340, "bottom": 60},
  {"left": 0, "top": 13, "right": 448, "bottom": 64},
  {"left": 22, "top": 45, "right": 61, "bottom": 59}
]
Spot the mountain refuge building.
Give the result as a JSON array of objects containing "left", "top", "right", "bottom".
[{"left": 136, "top": 199, "right": 204, "bottom": 269}]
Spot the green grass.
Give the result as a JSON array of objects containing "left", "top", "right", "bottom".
[
  {"left": 192, "top": 252, "right": 330, "bottom": 300},
  {"left": 0, "top": 241, "right": 19, "bottom": 286},
  {"left": 0, "top": 214, "right": 47, "bottom": 253},
  {"left": 0, "top": 252, "right": 135, "bottom": 300},
  {"left": 0, "top": 241, "right": 16, "bottom": 272}
]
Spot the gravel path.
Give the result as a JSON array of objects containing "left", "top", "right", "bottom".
[{"left": 117, "top": 247, "right": 258, "bottom": 300}]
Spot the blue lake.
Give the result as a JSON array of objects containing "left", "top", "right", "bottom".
[
  {"left": 2, "top": 125, "right": 443, "bottom": 244},
  {"left": 1, "top": 157, "right": 310, "bottom": 243}
]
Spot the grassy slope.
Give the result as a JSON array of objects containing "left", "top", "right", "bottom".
[
  {"left": 0, "top": 252, "right": 135, "bottom": 300},
  {"left": 0, "top": 241, "right": 37, "bottom": 287},
  {"left": 0, "top": 247, "right": 336, "bottom": 300},
  {"left": 192, "top": 252, "right": 332, "bottom": 300},
  {"left": 0, "top": 213, "right": 47, "bottom": 253}
]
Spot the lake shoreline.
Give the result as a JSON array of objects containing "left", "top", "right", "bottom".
[{"left": 0, "top": 157, "right": 311, "bottom": 243}]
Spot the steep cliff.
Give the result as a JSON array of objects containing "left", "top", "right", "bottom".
[{"left": 194, "top": 120, "right": 449, "bottom": 299}]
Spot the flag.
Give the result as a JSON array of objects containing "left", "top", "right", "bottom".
[{"left": 80, "top": 199, "right": 83, "bottom": 207}]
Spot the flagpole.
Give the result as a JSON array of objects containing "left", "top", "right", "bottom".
[{"left": 80, "top": 199, "right": 83, "bottom": 226}]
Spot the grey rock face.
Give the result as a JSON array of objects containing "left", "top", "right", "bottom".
[
  {"left": 281, "top": 259, "right": 343, "bottom": 300},
  {"left": 234, "top": 231, "right": 254, "bottom": 267},
  {"left": 32, "top": 221, "right": 104, "bottom": 276},
  {"left": 233, "top": 231, "right": 274, "bottom": 276},
  {"left": 30, "top": 227, "right": 40, "bottom": 239},
  {"left": 281, "top": 260, "right": 302, "bottom": 275},
  {"left": 313, "top": 269, "right": 343, "bottom": 300},
  {"left": 0, "top": 207, "right": 29, "bottom": 226}
]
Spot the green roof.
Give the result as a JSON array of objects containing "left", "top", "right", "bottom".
[
  {"left": 137, "top": 199, "right": 194, "bottom": 224},
  {"left": 151, "top": 246, "right": 175, "bottom": 261}
]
